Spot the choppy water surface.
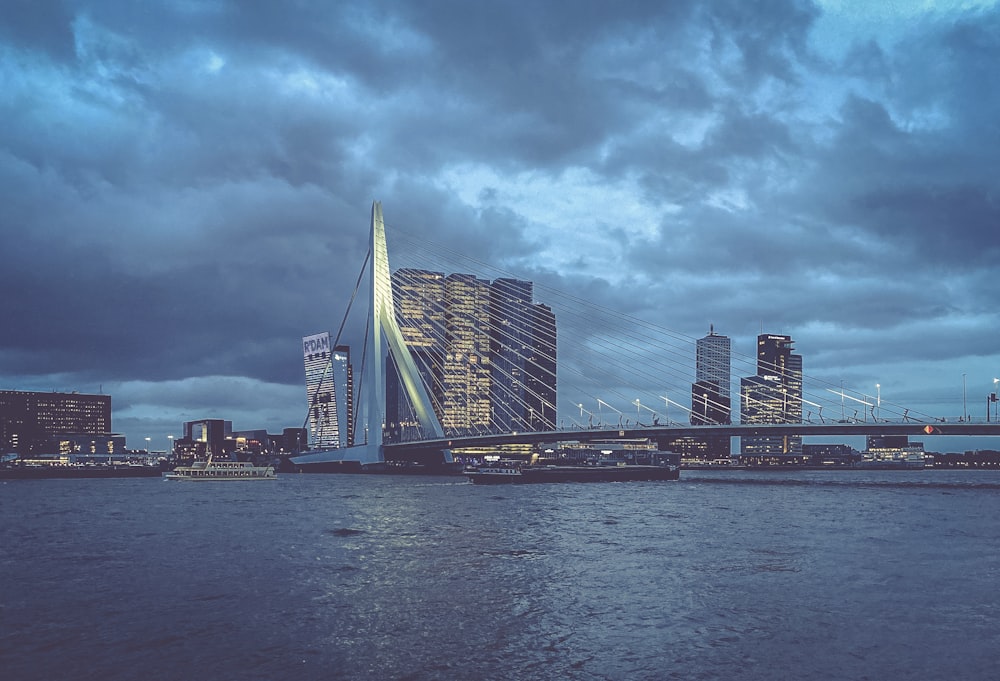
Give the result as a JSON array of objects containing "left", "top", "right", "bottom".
[{"left": 2, "top": 469, "right": 999, "bottom": 680}]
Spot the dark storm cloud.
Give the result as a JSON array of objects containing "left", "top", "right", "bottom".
[
  {"left": 1, "top": 0, "right": 998, "bottom": 444},
  {"left": 0, "top": 0, "right": 77, "bottom": 59}
]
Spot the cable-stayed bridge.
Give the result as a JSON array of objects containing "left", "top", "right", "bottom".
[{"left": 293, "top": 203, "right": 1000, "bottom": 470}]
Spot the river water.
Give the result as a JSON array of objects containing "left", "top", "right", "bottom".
[{"left": 2, "top": 469, "right": 998, "bottom": 680}]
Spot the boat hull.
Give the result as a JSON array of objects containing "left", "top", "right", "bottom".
[
  {"left": 163, "top": 473, "right": 276, "bottom": 481},
  {"left": 466, "top": 464, "right": 680, "bottom": 484}
]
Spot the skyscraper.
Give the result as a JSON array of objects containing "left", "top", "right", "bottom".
[
  {"left": 526, "top": 303, "right": 557, "bottom": 431},
  {"left": 689, "top": 326, "right": 731, "bottom": 459},
  {"left": 332, "top": 345, "right": 354, "bottom": 447},
  {"left": 740, "top": 333, "right": 803, "bottom": 459},
  {"left": 441, "top": 273, "right": 492, "bottom": 434},
  {"left": 692, "top": 325, "right": 731, "bottom": 425},
  {"left": 490, "top": 278, "right": 534, "bottom": 432},
  {"left": 385, "top": 269, "right": 556, "bottom": 438},
  {"left": 388, "top": 269, "right": 446, "bottom": 440},
  {"left": 303, "top": 332, "right": 353, "bottom": 449}
]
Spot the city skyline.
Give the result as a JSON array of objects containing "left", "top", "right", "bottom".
[{"left": 1, "top": 1, "right": 998, "bottom": 450}]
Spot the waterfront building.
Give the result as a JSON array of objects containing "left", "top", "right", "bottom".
[
  {"left": 525, "top": 303, "right": 557, "bottom": 432},
  {"left": 490, "top": 278, "right": 534, "bottom": 432},
  {"left": 387, "top": 269, "right": 446, "bottom": 441},
  {"left": 385, "top": 269, "right": 556, "bottom": 438},
  {"left": 695, "top": 326, "right": 731, "bottom": 410},
  {"left": 862, "top": 435, "right": 926, "bottom": 467},
  {"left": 332, "top": 345, "right": 354, "bottom": 447},
  {"left": 303, "top": 332, "right": 353, "bottom": 448},
  {"left": 441, "top": 273, "right": 492, "bottom": 435},
  {"left": 688, "top": 326, "right": 731, "bottom": 458},
  {"left": 394, "top": 268, "right": 447, "bottom": 349},
  {"left": 174, "top": 419, "right": 232, "bottom": 461},
  {"left": 740, "top": 334, "right": 803, "bottom": 460},
  {"left": 231, "top": 427, "right": 307, "bottom": 455},
  {"left": 0, "top": 389, "right": 117, "bottom": 456},
  {"left": 658, "top": 434, "right": 712, "bottom": 460},
  {"left": 803, "top": 443, "right": 859, "bottom": 466},
  {"left": 691, "top": 380, "right": 728, "bottom": 425}
]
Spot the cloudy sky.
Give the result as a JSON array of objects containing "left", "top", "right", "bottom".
[{"left": 2, "top": 0, "right": 999, "bottom": 452}]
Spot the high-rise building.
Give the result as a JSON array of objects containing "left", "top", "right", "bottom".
[
  {"left": 691, "top": 380, "right": 728, "bottom": 425},
  {"left": 0, "top": 389, "right": 114, "bottom": 455},
  {"left": 332, "top": 345, "right": 354, "bottom": 447},
  {"left": 692, "top": 326, "right": 731, "bottom": 424},
  {"left": 394, "top": 268, "right": 446, "bottom": 354},
  {"left": 179, "top": 418, "right": 232, "bottom": 460},
  {"left": 688, "top": 326, "right": 731, "bottom": 458},
  {"left": 388, "top": 269, "right": 446, "bottom": 441},
  {"left": 696, "top": 325, "right": 731, "bottom": 406},
  {"left": 385, "top": 269, "right": 556, "bottom": 438},
  {"left": 740, "top": 333, "right": 803, "bottom": 459},
  {"left": 303, "top": 332, "right": 353, "bottom": 449},
  {"left": 526, "top": 303, "right": 557, "bottom": 431},
  {"left": 490, "top": 278, "right": 535, "bottom": 432},
  {"left": 441, "top": 273, "right": 492, "bottom": 434}
]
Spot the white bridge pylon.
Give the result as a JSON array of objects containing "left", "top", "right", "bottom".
[{"left": 293, "top": 201, "right": 450, "bottom": 468}]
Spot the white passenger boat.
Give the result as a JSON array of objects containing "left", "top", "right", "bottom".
[{"left": 163, "top": 456, "right": 276, "bottom": 481}]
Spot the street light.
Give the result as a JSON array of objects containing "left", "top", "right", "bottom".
[
  {"left": 634, "top": 399, "right": 659, "bottom": 426},
  {"left": 963, "top": 373, "right": 967, "bottom": 422},
  {"left": 597, "top": 399, "right": 624, "bottom": 428},
  {"left": 876, "top": 383, "right": 880, "bottom": 422}
]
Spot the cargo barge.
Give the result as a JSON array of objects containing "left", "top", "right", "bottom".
[{"left": 465, "top": 462, "right": 680, "bottom": 484}]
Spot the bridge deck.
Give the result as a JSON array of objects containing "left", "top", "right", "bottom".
[{"left": 386, "top": 422, "right": 1000, "bottom": 455}]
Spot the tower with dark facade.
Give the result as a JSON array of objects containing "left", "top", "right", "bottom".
[
  {"left": 687, "top": 326, "right": 731, "bottom": 459},
  {"left": 490, "top": 278, "right": 534, "bottom": 432},
  {"left": 526, "top": 303, "right": 557, "bottom": 431},
  {"left": 740, "top": 333, "right": 803, "bottom": 460},
  {"left": 692, "top": 326, "right": 731, "bottom": 425}
]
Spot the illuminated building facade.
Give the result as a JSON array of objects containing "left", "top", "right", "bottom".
[
  {"left": 385, "top": 269, "right": 556, "bottom": 438},
  {"left": 388, "top": 269, "right": 446, "bottom": 440},
  {"left": 740, "top": 334, "right": 803, "bottom": 459},
  {"left": 303, "top": 332, "right": 353, "bottom": 449},
  {"left": 441, "top": 273, "right": 492, "bottom": 434},
  {"left": 332, "top": 345, "right": 354, "bottom": 447},
  {"left": 0, "top": 389, "right": 114, "bottom": 455}
]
